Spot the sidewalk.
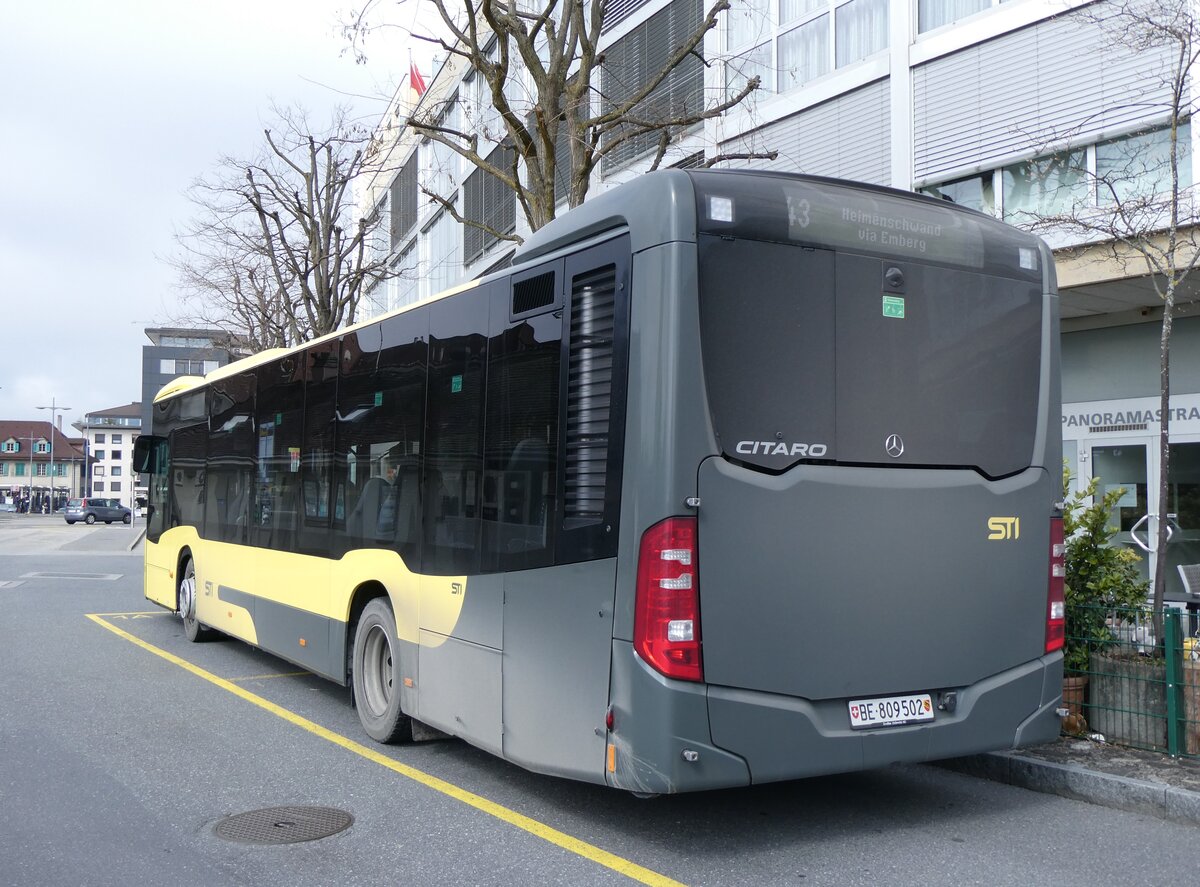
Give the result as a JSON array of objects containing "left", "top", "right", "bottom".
[{"left": 944, "top": 736, "right": 1200, "bottom": 824}]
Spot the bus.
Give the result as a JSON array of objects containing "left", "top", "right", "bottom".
[{"left": 135, "top": 169, "right": 1064, "bottom": 794}]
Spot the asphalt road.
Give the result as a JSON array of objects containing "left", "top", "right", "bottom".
[{"left": 1, "top": 515, "right": 1197, "bottom": 887}]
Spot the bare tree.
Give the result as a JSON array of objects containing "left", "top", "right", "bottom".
[
  {"left": 348, "top": 0, "right": 773, "bottom": 242},
  {"left": 171, "top": 105, "right": 397, "bottom": 350},
  {"left": 1017, "top": 0, "right": 1199, "bottom": 628}
]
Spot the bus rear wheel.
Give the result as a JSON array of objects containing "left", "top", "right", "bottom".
[
  {"left": 179, "top": 558, "right": 212, "bottom": 642},
  {"left": 352, "top": 597, "right": 412, "bottom": 743}
]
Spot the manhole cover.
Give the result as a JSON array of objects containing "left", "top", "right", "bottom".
[{"left": 213, "top": 806, "right": 354, "bottom": 845}]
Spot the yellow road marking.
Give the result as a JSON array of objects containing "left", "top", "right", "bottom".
[
  {"left": 87, "top": 612, "right": 685, "bottom": 887},
  {"left": 229, "top": 671, "right": 310, "bottom": 683}
]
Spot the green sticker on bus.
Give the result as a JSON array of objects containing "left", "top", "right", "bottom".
[
  {"left": 451, "top": 375, "right": 463, "bottom": 393},
  {"left": 374, "top": 391, "right": 383, "bottom": 406},
  {"left": 882, "top": 295, "right": 906, "bottom": 319}
]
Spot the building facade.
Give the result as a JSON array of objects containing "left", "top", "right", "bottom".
[
  {"left": 76, "top": 403, "right": 142, "bottom": 511},
  {"left": 140, "top": 327, "right": 239, "bottom": 434},
  {"left": 361, "top": 0, "right": 1200, "bottom": 596},
  {"left": 0, "top": 420, "right": 88, "bottom": 511}
]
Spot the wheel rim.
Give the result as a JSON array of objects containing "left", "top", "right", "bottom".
[
  {"left": 361, "top": 623, "right": 393, "bottom": 717},
  {"left": 179, "top": 567, "right": 196, "bottom": 622}
]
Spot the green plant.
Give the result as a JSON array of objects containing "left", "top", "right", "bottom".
[{"left": 1062, "top": 468, "right": 1150, "bottom": 672}]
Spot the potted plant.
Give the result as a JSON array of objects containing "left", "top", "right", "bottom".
[{"left": 1061, "top": 470, "right": 1150, "bottom": 734}]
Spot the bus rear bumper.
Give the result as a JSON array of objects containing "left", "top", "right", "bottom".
[
  {"left": 706, "top": 654, "right": 1063, "bottom": 785},
  {"left": 607, "top": 642, "right": 1061, "bottom": 793}
]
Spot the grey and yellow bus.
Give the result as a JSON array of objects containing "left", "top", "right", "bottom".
[{"left": 135, "top": 169, "right": 1064, "bottom": 793}]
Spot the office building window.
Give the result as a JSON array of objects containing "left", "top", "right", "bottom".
[
  {"left": 111, "top": 450, "right": 122, "bottom": 462},
  {"left": 1096, "top": 123, "right": 1192, "bottom": 205},
  {"left": 111, "top": 482, "right": 122, "bottom": 492},
  {"left": 918, "top": 0, "right": 990, "bottom": 33},
  {"left": 1003, "top": 149, "right": 1089, "bottom": 220},
  {"left": 112, "top": 434, "right": 123, "bottom": 444},
  {"left": 112, "top": 466, "right": 122, "bottom": 477},
  {"left": 922, "top": 173, "right": 996, "bottom": 214},
  {"left": 95, "top": 434, "right": 105, "bottom": 444},
  {"left": 94, "top": 481, "right": 105, "bottom": 491},
  {"left": 94, "top": 450, "right": 105, "bottom": 461},
  {"left": 835, "top": 0, "right": 888, "bottom": 67}
]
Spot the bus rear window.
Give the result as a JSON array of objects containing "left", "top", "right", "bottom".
[{"left": 698, "top": 235, "right": 1043, "bottom": 478}]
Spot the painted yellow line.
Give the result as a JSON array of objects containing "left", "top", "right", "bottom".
[
  {"left": 229, "top": 671, "right": 310, "bottom": 683},
  {"left": 86, "top": 612, "right": 685, "bottom": 887}
]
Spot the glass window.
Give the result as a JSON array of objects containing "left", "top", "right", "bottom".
[
  {"left": 112, "top": 434, "right": 123, "bottom": 444},
  {"left": 835, "top": 0, "right": 888, "bottom": 67},
  {"left": 918, "top": 0, "right": 989, "bottom": 33},
  {"left": 111, "top": 450, "right": 122, "bottom": 462},
  {"left": 1096, "top": 123, "right": 1192, "bottom": 205},
  {"left": 779, "top": 15, "right": 830, "bottom": 91},
  {"left": 94, "top": 450, "right": 105, "bottom": 461},
  {"left": 35, "top": 441, "right": 48, "bottom": 454},
  {"left": 921, "top": 173, "right": 996, "bottom": 215},
  {"left": 112, "top": 466, "right": 122, "bottom": 477},
  {"left": 727, "top": 41, "right": 775, "bottom": 99},
  {"left": 333, "top": 313, "right": 428, "bottom": 564},
  {"left": 0, "top": 463, "right": 6, "bottom": 475},
  {"left": 781, "top": 0, "right": 824, "bottom": 25},
  {"left": 1003, "top": 150, "right": 1089, "bottom": 220},
  {"left": 111, "top": 482, "right": 122, "bottom": 492},
  {"left": 160, "top": 359, "right": 175, "bottom": 374},
  {"left": 254, "top": 355, "right": 306, "bottom": 553},
  {"left": 423, "top": 287, "right": 490, "bottom": 575},
  {"left": 205, "top": 372, "right": 256, "bottom": 543},
  {"left": 483, "top": 275, "right": 561, "bottom": 572},
  {"left": 95, "top": 434, "right": 105, "bottom": 444},
  {"left": 390, "top": 153, "right": 419, "bottom": 248},
  {"left": 36, "top": 464, "right": 47, "bottom": 476},
  {"left": 727, "top": 0, "right": 771, "bottom": 49},
  {"left": 94, "top": 481, "right": 104, "bottom": 491},
  {"left": 296, "top": 340, "right": 340, "bottom": 556},
  {"left": 463, "top": 144, "right": 516, "bottom": 265},
  {"left": 2, "top": 441, "right": 14, "bottom": 453},
  {"left": 95, "top": 465, "right": 105, "bottom": 477}
]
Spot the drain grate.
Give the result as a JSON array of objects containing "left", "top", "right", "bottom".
[{"left": 213, "top": 806, "right": 354, "bottom": 845}]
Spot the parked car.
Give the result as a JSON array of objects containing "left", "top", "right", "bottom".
[{"left": 64, "top": 498, "right": 131, "bottom": 525}]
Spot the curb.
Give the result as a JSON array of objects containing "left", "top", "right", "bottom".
[
  {"left": 127, "top": 527, "right": 146, "bottom": 551},
  {"left": 941, "top": 751, "right": 1200, "bottom": 825}
]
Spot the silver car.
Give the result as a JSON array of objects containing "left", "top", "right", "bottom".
[{"left": 64, "top": 497, "right": 131, "bottom": 525}]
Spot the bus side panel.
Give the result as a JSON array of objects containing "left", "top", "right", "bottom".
[
  {"left": 143, "top": 536, "right": 179, "bottom": 610},
  {"left": 417, "top": 571, "right": 503, "bottom": 754},
  {"left": 501, "top": 559, "right": 616, "bottom": 783}
]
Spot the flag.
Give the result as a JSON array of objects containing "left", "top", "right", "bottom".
[{"left": 410, "top": 61, "right": 427, "bottom": 99}]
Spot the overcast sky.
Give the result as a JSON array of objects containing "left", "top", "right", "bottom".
[{"left": 0, "top": 1, "right": 427, "bottom": 433}]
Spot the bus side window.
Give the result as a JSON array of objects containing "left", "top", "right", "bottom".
[
  {"left": 482, "top": 290, "right": 561, "bottom": 573},
  {"left": 422, "top": 287, "right": 490, "bottom": 576},
  {"left": 332, "top": 313, "right": 428, "bottom": 564},
  {"left": 205, "top": 372, "right": 256, "bottom": 544},
  {"left": 254, "top": 355, "right": 306, "bottom": 553}
]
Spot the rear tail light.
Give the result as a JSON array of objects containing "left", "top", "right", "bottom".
[
  {"left": 1046, "top": 516, "right": 1065, "bottom": 653},
  {"left": 634, "top": 517, "right": 702, "bottom": 682}
]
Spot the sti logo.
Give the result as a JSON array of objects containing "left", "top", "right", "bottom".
[{"left": 987, "top": 517, "right": 1020, "bottom": 541}]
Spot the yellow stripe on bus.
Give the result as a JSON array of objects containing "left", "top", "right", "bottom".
[{"left": 86, "top": 613, "right": 685, "bottom": 887}]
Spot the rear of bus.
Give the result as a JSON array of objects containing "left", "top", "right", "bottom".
[{"left": 585, "top": 171, "right": 1063, "bottom": 793}]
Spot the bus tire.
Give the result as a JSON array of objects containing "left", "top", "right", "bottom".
[
  {"left": 179, "top": 557, "right": 212, "bottom": 642},
  {"left": 352, "top": 597, "right": 412, "bottom": 743}
]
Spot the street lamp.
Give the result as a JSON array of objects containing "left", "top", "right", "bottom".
[{"left": 37, "top": 397, "right": 72, "bottom": 513}]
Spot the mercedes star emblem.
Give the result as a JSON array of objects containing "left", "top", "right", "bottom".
[{"left": 885, "top": 434, "right": 905, "bottom": 458}]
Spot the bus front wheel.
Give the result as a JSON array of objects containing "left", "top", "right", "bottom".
[
  {"left": 179, "top": 558, "right": 212, "bottom": 642},
  {"left": 352, "top": 597, "right": 412, "bottom": 743}
]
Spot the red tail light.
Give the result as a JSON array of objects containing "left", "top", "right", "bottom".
[
  {"left": 634, "top": 517, "right": 702, "bottom": 682},
  {"left": 1046, "top": 516, "right": 1065, "bottom": 653}
]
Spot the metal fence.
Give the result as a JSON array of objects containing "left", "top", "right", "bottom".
[{"left": 1064, "top": 604, "right": 1200, "bottom": 756}]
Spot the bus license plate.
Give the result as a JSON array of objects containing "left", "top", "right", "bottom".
[{"left": 848, "top": 693, "right": 934, "bottom": 729}]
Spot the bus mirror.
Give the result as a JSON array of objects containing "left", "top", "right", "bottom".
[{"left": 133, "top": 435, "right": 165, "bottom": 474}]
